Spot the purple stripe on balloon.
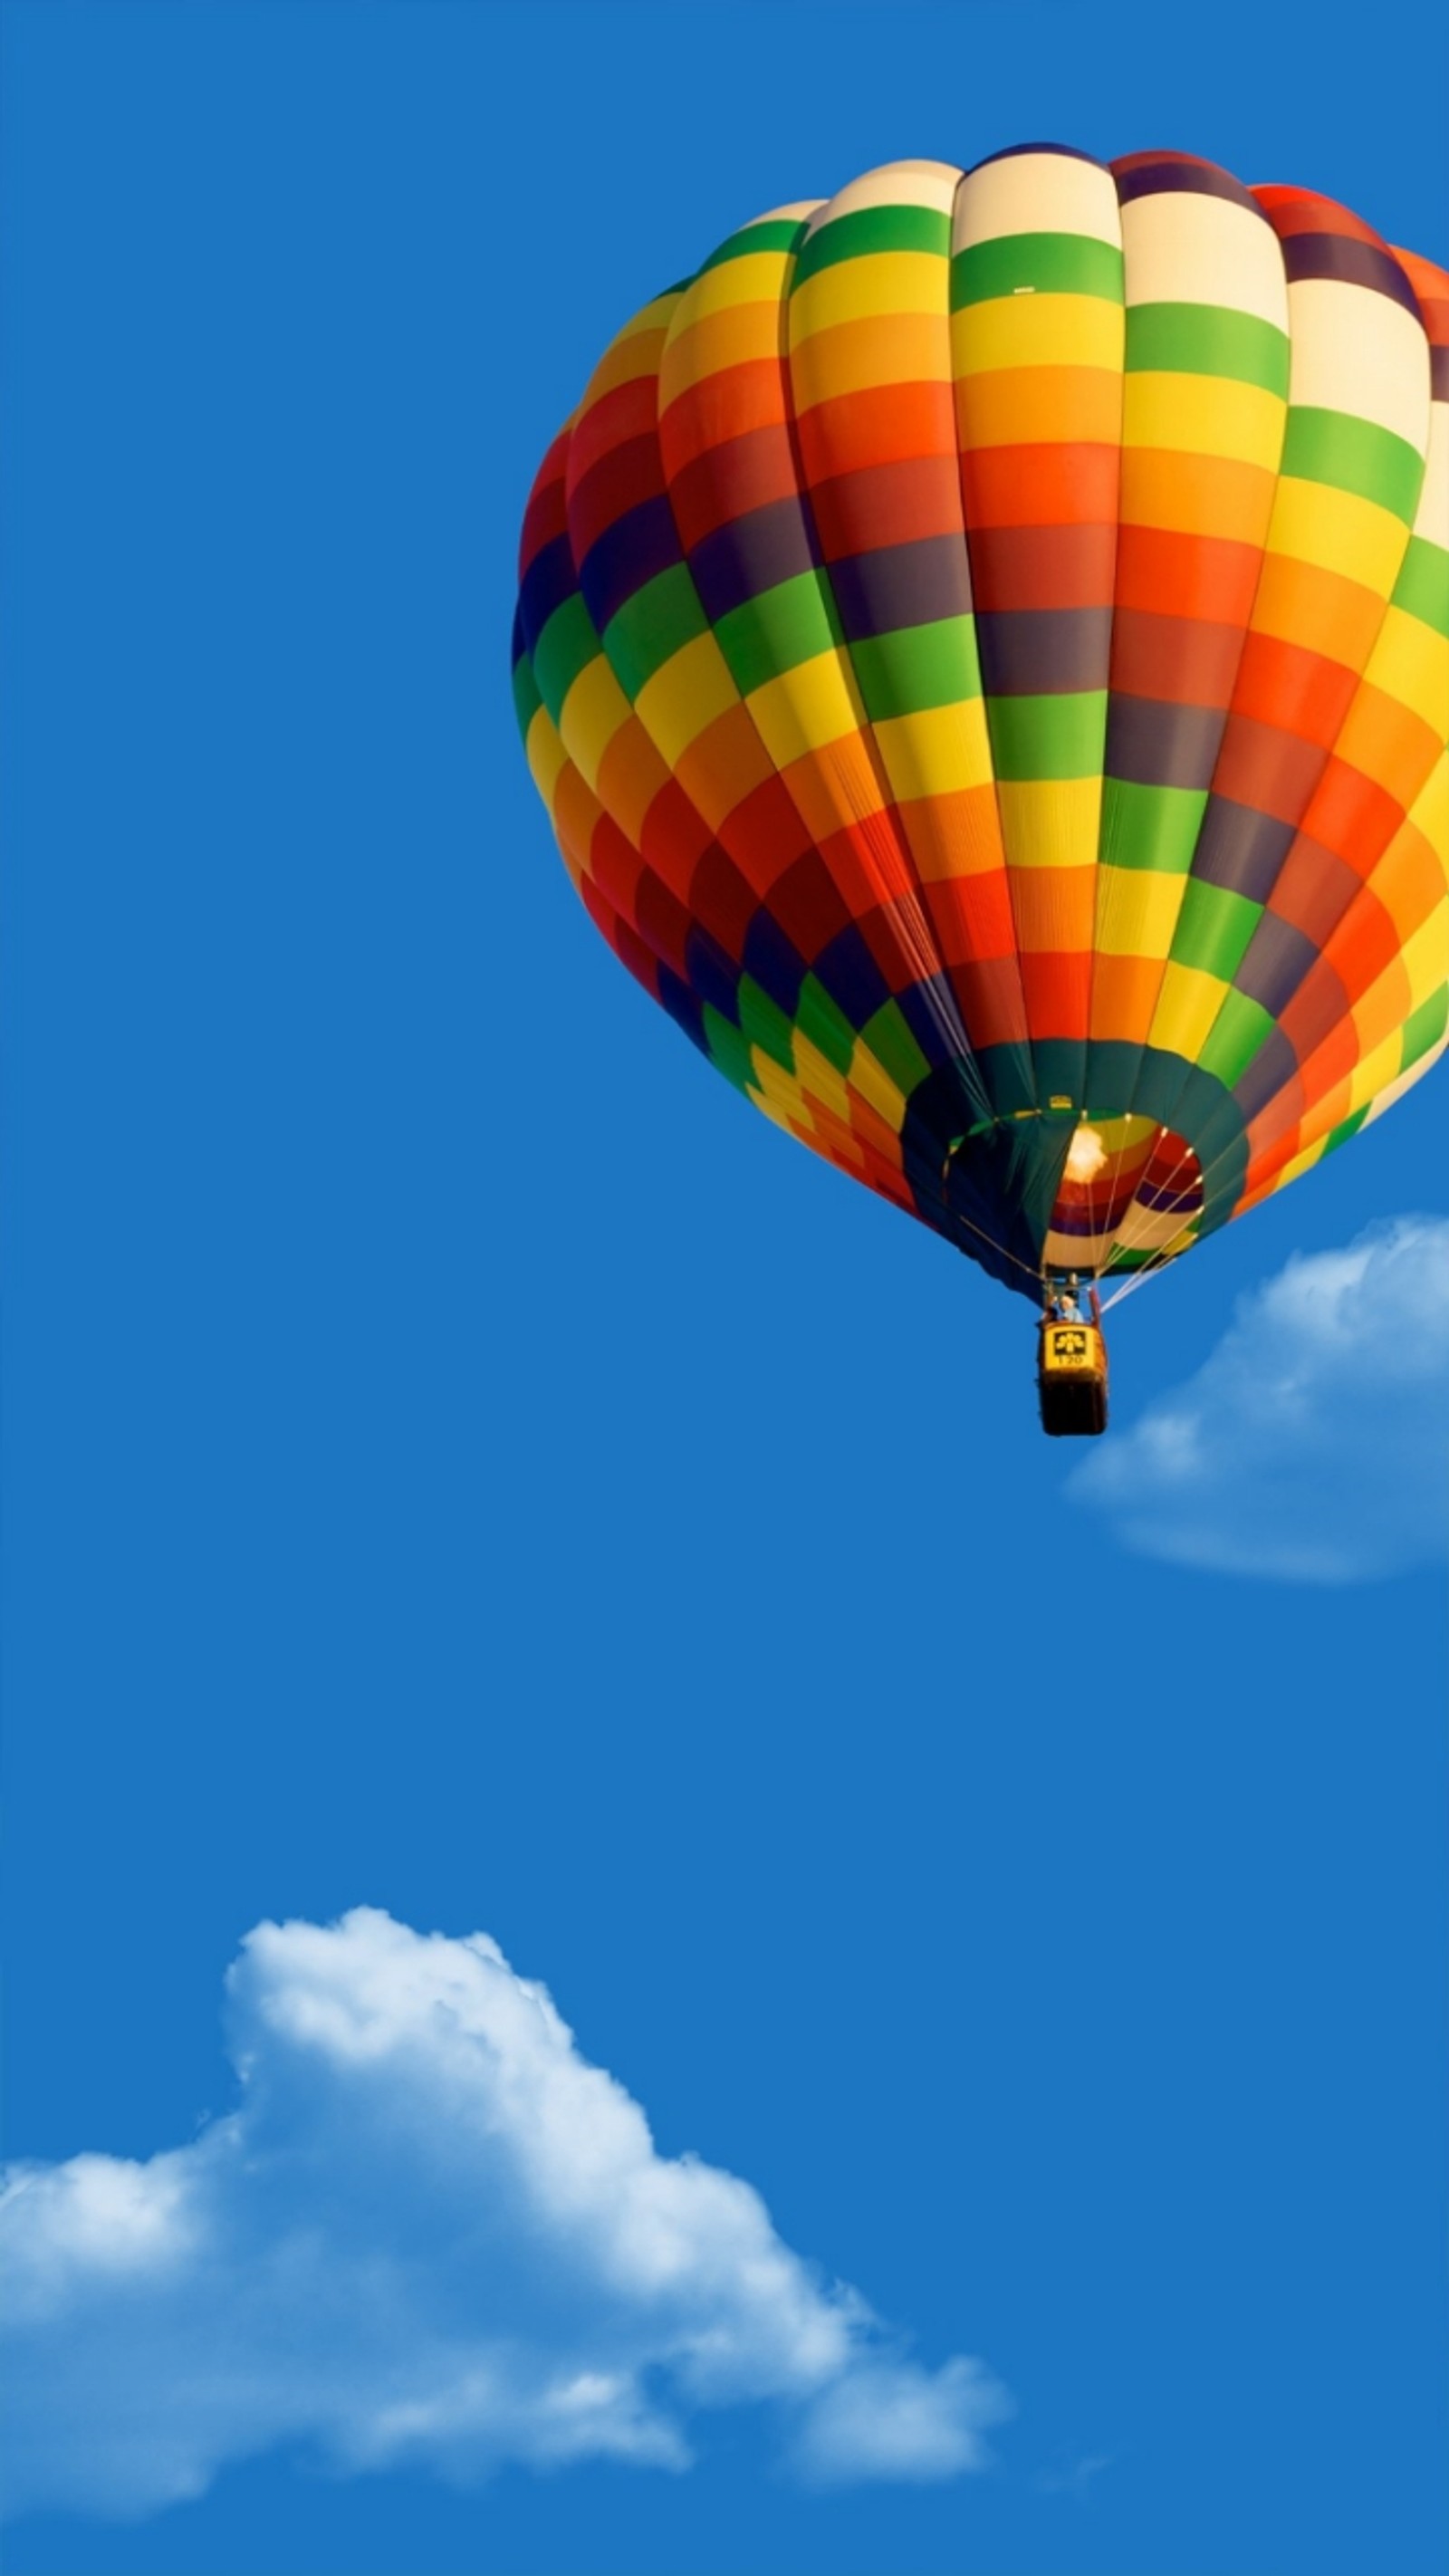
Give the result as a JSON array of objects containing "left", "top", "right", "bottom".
[
  {"left": 740, "top": 907, "right": 808, "bottom": 1016},
  {"left": 967, "top": 141, "right": 1107, "bottom": 169},
  {"left": 1106, "top": 696, "right": 1225, "bottom": 791},
  {"left": 580, "top": 495, "right": 681, "bottom": 632},
  {"left": 688, "top": 496, "right": 819, "bottom": 624},
  {"left": 1233, "top": 1024, "right": 1300, "bottom": 1123},
  {"left": 976, "top": 605, "right": 1114, "bottom": 696},
  {"left": 681, "top": 923, "right": 743, "bottom": 1023},
  {"left": 1137, "top": 1174, "right": 1204, "bottom": 1212},
  {"left": 897, "top": 976, "right": 971, "bottom": 1070},
  {"left": 1113, "top": 154, "right": 1266, "bottom": 221},
  {"left": 1190, "top": 800, "right": 1296, "bottom": 904},
  {"left": 1280, "top": 231, "right": 1420, "bottom": 313},
  {"left": 518, "top": 530, "right": 582, "bottom": 655},
  {"left": 828, "top": 535, "right": 974, "bottom": 639},
  {"left": 1233, "top": 913, "right": 1321, "bottom": 1018},
  {"left": 1049, "top": 1206, "right": 1115, "bottom": 1237},
  {"left": 812, "top": 922, "right": 894, "bottom": 1027}
]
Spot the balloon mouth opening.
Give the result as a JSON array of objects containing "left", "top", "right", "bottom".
[{"left": 1045, "top": 1116, "right": 1204, "bottom": 1277}]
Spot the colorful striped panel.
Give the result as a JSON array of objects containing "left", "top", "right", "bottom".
[
  {"left": 1148, "top": 191, "right": 1429, "bottom": 1128},
  {"left": 951, "top": 148, "right": 1125, "bottom": 1110},
  {"left": 1228, "top": 246, "right": 1449, "bottom": 1206},
  {"left": 785, "top": 162, "right": 1033, "bottom": 1120}
]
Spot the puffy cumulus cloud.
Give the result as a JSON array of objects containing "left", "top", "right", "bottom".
[
  {"left": 1072, "top": 1217, "right": 1449, "bottom": 1583},
  {"left": 1, "top": 1908, "right": 1007, "bottom": 2521}
]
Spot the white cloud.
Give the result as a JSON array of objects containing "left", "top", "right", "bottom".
[
  {"left": 1073, "top": 1216, "right": 1449, "bottom": 1582},
  {"left": 0, "top": 1908, "right": 1007, "bottom": 2521},
  {"left": 793, "top": 2356, "right": 1005, "bottom": 2486}
]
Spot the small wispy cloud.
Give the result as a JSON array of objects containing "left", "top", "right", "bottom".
[
  {"left": 1072, "top": 1217, "right": 1449, "bottom": 1583},
  {"left": 1, "top": 1908, "right": 1007, "bottom": 2522},
  {"left": 1037, "top": 2448, "right": 1114, "bottom": 2497}
]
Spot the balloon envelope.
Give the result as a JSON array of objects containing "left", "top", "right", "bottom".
[{"left": 513, "top": 149, "right": 1449, "bottom": 1302}]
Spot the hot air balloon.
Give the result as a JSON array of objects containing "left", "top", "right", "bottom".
[{"left": 512, "top": 148, "right": 1449, "bottom": 1434}]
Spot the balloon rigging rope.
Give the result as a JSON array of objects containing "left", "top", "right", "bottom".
[
  {"left": 936, "top": 1145, "right": 1051, "bottom": 1291},
  {"left": 1099, "top": 1197, "right": 1201, "bottom": 1312},
  {"left": 1099, "top": 1240, "right": 1187, "bottom": 1314},
  {"left": 953, "top": 1197, "right": 1049, "bottom": 1291},
  {"left": 1099, "top": 1111, "right": 1253, "bottom": 1312},
  {"left": 1098, "top": 1099, "right": 1194, "bottom": 1284},
  {"left": 1097, "top": 1121, "right": 1211, "bottom": 1297}
]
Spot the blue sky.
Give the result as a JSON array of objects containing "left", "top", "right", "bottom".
[{"left": 2, "top": 5, "right": 1446, "bottom": 2571}]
